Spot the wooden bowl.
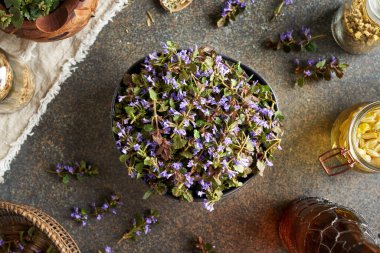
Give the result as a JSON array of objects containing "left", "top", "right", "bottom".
[
  {"left": 0, "top": 0, "right": 99, "bottom": 42},
  {"left": 159, "top": 0, "right": 193, "bottom": 13}
]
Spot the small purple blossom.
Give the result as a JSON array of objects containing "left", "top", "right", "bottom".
[{"left": 105, "top": 246, "right": 114, "bottom": 253}]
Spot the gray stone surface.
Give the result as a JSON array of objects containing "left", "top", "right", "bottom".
[{"left": 0, "top": 0, "right": 380, "bottom": 252}]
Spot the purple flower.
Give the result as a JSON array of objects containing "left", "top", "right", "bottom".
[
  {"left": 136, "top": 230, "right": 142, "bottom": 236},
  {"left": 202, "top": 132, "right": 213, "bottom": 143},
  {"left": 280, "top": 30, "right": 293, "bottom": 42},
  {"left": 265, "top": 159, "right": 274, "bottom": 167},
  {"left": 330, "top": 56, "right": 337, "bottom": 64},
  {"left": 284, "top": 0, "right": 293, "bottom": 5},
  {"left": 203, "top": 200, "right": 215, "bottom": 212},
  {"left": 133, "top": 144, "right": 141, "bottom": 151},
  {"left": 187, "top": 160, "right": 195, "bottom": 167},
  {"left": 301, "top": 26, "right": 312, "bottom": 40},
  {"left": 144, "top": 224, "right": 151, "bottom": 234},
  {"left": 0, "top": 238, "right": 3, "bottom": 247},
  {"left": 261, "top": 108, "right": 274, "bottom": 118},
  {"left": 307, "top": 59, "right": 315, "bottom": 66},
  {"left": 226, "top": 169, "right": 238, "bottom": 179},
  {"left": 101, "top": 203, "right": 109, "bottom": 211},
  {"left": 159, "top": 170, "right": 173, "bottom": 179},
  {"left": 304, "top": 70, "right": 312, "bottom": 77},
  {"left": 179, "top": 100, "right": 188, "bottom": 110},
  {"left": 173, "top": 127, "right": 186, "bottom": 136},
  {"left": 105, "top": 246, "right": 114, "bottom": 253},
  {"left": 172, "top": 162, "right": 183, "bottom": 170},
  {"left": 97, "top": 214, "right": 103, "bottom": 220},
  {"left": 224, "top": 137, "right": 233, "bottom": 145},
  {"left": 184, "top": 173, "right": 194, "bottom": 188},
  {"left": 160, "top": 42, "right": 169, "bottom": 54}
]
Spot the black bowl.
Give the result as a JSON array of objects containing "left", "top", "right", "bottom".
[{"left": 111, "top": 54, "right": 279, "bottom": 202}]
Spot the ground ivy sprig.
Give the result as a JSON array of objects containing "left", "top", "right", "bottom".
[
  {"left": 265, "top": 27, "right": 325, "bottom": 52},
  {"left": 49, "top": 161, "right": 99, "bottom": 184},
  {"left": 71, "top": 193, "right": 122, "bottom": 226},
  {"left": 195, "top": 237, "right": 217, "bottom": 253},
  {"left": 294, "top": 57, "right": 349, "bottom": 87},
  {"left": 113, "top": 41, "right": 283, "bottom": 212},
  {"left": 118, "top": 210, "right": 159, "bottom": 243},
  {"left": 272, "top": 0, "right": 294, "bottom": 21},
  {"left": 217, "top": 0, "right": 254, "bottom": 28}
]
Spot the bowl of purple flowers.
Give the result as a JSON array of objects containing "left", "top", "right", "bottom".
[{"left": 112, "top": 41, "right": 283, "bottom": 211}]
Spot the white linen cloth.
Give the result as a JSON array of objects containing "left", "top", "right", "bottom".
[{"left": 0, "top": 0, "right": 129, "bottom": 182}]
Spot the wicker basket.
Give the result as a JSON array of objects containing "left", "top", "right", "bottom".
[{"left": 0, "top": 201, "right": 80, "bottom": 253}]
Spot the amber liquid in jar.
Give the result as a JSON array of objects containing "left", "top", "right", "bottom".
[{"left": 279, "top": 198, "right": 380, "bottom": 253}]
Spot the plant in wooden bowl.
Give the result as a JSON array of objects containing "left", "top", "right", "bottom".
[
  {"left": 112, "top": 42, "right": 283, "bottom": 211},
  {"left": 0, "top": 0, "right": 98, "bottom": 42}
]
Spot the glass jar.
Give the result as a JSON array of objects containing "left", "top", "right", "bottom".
[
  {"left": 332, "top": 0, "right": 380, "bottom": 54},
  {"left": 319, "top": 101, "right": 380, "bottom": 176},
  {"left": 0, "top": 49, "right": 35, "bottom": 114},
  {"left": 279, "top": 197, "right": 380, "bottom": 253}
]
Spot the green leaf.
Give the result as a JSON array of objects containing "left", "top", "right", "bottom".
[
  {"left": 193, "top": 129, "right": 200, "bottom": 139},
  {"left": 316, "top": 60, "right": 326, "bottom": 69},
  {"left": 180, "top": 151, "right": 193, "bottom": 159},
  {"left": 296, "top": 77, "right": 304, "bottom": 87},
  {"left": 124, "top": 106, "right": 136, "bottom": 118},
  {"left": 119, "top": 154, "right": 128, "bottom": 164},
  {"left": 143, "top": 189, "right": 154, "bottom": 200},
  {"left": 274, "top": 111, "right": 284, "bottom": 121},
  {"left": 149, "top": 89, "right": 158, "bottom": 100},
  {"left": 182, "top": 191, "right": 194, "bottom": 202},
  {"left": 169, "top": 98, "right": 175, "bottom": 108},
  {"left": 173, "top": 135, "right": 187, "bottom": 149},
  {"left": 144, "top": 157, "right": 153, "bottom": 166},
  {"left": 172, "top": 185, "right": 184, "bottom": 197},
  {"left": 27, "top": 226, "right": 35, "bottom": 238},
  {"left": 143, "top": 124, "right": 154, "bottom": 133},
  {"left": 304, "top": 42, "right": 317, "bottom": 52},
  {"left": 213, "top": 175, "right": 222, "bottom": 185},
  {"left": 62, "top": 175, "right": 70, "bottom": 184}
]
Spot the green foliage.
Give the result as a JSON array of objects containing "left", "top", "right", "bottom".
[{"left": 0, "top": 0, "right": 62, "bottom": 29}]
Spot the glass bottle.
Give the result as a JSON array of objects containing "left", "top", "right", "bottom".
[
  {"left": 332, "top": 0, "right": 380, "bottom": 54},
  {"left": 319, "top": 101, "right": 380, "bottom": 176},
  {"left": 279, "top": 197, "right": 380, "bottom": 253},
  {"left": 0, "top": 49, "right": 35, "bottom": 114}
]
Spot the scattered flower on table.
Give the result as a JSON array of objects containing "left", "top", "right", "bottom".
[
  {"left": 293, "top": 56, "right": 349, "bottom": 87},
  {"left": 265, "top": 27, "right": 326, "bottom": 52},
  {"left": 195, "top": 236, "right": 217, "bottom": 253},
  {"left": 113, "top": 41, "right": 283, "bottom": 212},
  {"left": 118, "top": 209, "right": 159, "bottom": 243},
  {"left": 49, "top": 160, "right": 99, "bottom": 184},
  {"left": 217, "top": 0, "right": 254, "bottom": 27},
  {"left": 98, "top": 245, "right": 114, "bottom": 253},
  {"left": 272, "top": 0, "right": 294, "bottom": 21},
  {"left": 70, "top": 193, "right": 122, "bottom": 226}
]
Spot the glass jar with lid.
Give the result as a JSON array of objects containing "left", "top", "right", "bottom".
[
  {"left": 0, "top": 49, "right": 35, "bottom": 114},
  {"left": 319, "top": 101, "right": 380, "bottom": 175},
  {"left": 332, "top": 0, "right": 380, "bottom": 54}
]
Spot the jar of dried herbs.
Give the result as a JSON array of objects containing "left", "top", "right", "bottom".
[
  {"left": 319, "top": 102, "right": 380, "bottom": 175},
  {"left": 0, "top": 50, "right": 35, "bottom": 114},
  {"left": 332, "top": 0, "right": 380, "bottom": 54}
]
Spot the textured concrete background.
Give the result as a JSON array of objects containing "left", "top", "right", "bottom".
[{"left": 0, "top": 0, "right": 379, "bottom": 252}]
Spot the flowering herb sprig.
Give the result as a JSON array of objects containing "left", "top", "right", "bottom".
[
  {"left": 217, "top": 0, "right": 253, "bottom": 28},
  {"left": 49, "top": 161, "right": 99, "bottom": 184},
  {"left": 0, "top": 227, "right": 56, "bottom": 253},
  {"left": 294, "top": 57, "right": 349, "bottom": 87},
  {"left": 195, "top": 237, "right": 217, "bottom": 253},
  {"left": 113, "top": 41, "right": 283, "bottom": 212},
  {"left": 272, "top": 0, "right": 294, "bottom": 21},
  {"left": 118, "top": 209, "right": 159, "bottom": 243},
  {"left": 71, "top": 193, "right": 122, "bottom": 226},
  {"left": 265, "top": 27, "right": 326, "bottom": 53}
]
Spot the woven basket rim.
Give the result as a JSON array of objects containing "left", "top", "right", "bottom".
[{"left": 0, "top": 201, "right": 81, "bottom": 253}]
